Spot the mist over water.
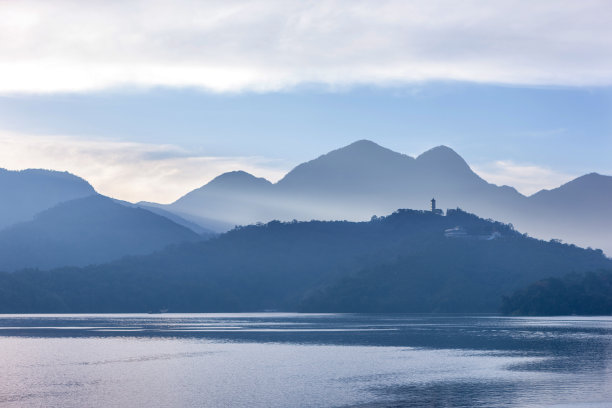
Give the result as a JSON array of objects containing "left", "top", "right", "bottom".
[{"left": 1, "top": 314, "right": 611, "bottom": 407}]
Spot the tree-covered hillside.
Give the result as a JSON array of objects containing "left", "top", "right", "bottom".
[
  {"left": 501, "top": 270, "right": 612, "bottom": 315},
  {"left": 0, "top": 208, "right": 610, "bottom": 313}
]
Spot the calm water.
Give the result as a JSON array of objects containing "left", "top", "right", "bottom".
[{"left": 0, "top": 314, "right": 611, "bottom": 407}]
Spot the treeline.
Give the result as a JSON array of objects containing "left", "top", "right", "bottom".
[{"left": 501, "top": 270, "right": 612, "bottom": 316}]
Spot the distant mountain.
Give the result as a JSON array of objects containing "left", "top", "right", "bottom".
[
  {"left": 511, "top": 173, "right": 612, "bottom": 253},
  {"left": 164, "top": 140, "right": 527, "bottom": 228},
  {"left": 116, "top": 200, "right": 216, "bottom": 236},
  {"left": 277, "top": 140, "right": 416, "bottom": 194},
  {"left": 1, "top": 208, "right": 609, "bottom": 313},
  {"left": 5, "top": 142, "right": 606, "bottom": 256},
  {"left": 156, "top": 140, "right": 612, "bottom": 254},
  {"left": 170, "top": 171, "right": 279, "bottom": 227},
  {"left": 528, "top": 173, "right": 612, "bottom": 216},
  {"left": 0, "top": 195, "right": 201, "bottom": 271},
  {"left": 0, "top": 168, "right": 96, "bottom": 229},
  {"left": 149, "top": 140, "right": 612, "bottom": 255}
]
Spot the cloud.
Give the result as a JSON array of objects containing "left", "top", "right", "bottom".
[
  {"left": 0, "top": 131, "right": 289, "bottom": 203},
  {"left": 473, "top": 160, "right": 576, "bottom": 196},
  {"left": 1, "top": 0, "right": 612, "bottom": 93}
]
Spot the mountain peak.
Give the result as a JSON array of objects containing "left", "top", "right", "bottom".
[
  {"left": 342, "top": 139, "right": 384, "bottom": 150},
  {"left": 573, "top": 172, "right": 607, "bottom": 182},
  {"left": 210, "top": 170, "right": 262, "bottom": 182},
  {"left": 533, "top": 172, "right": 612, "bottom": 197},
  {"left": 207, "top": 171, "right": 272, "bottom": 188},
  {"left": 172, "top": 171, "right": 272, "bottom": 208},
  {"left": 0, "top": 168, "right": 95, "bottom": 190},
  {"left": 565, "top": 172, "right": 611, "bottom": 189},
  {"left": 417, "top": 145, "right": 463, "bottom": 161},
  {"left": 287, "top": 139, "right": 411, "bottom": 169},
  {"left": 0, "top": 168, "right": 97, "bottom": 230},
  {"left": 277, "top": 140, "right": 413, "bottom": 189},
  {"left": 416, "top": 145, "right": 473, "bottom": 173},
  {"left": 330, "top": 139, "right": 406, "bottom": 158}
]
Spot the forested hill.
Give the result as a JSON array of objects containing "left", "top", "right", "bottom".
[
  {"left": 0, "top": 209, "right": 610, "bottom": 313},
  {"left": 501, "top": 270, "right": 612, "bottom": 315}
]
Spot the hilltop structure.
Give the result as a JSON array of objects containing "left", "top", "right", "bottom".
[{"left": 430, "top": 198, "right": 444, "bottom": 215}]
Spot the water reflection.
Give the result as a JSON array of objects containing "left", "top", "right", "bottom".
[
  {"left": 0, "top": 314, "right": 611, "bottom": 407},
  {"left": 360, "top": 380, "right": 523, "bottom": 408}
]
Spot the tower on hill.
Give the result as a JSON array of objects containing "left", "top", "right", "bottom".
[{"left": 430, "top": 198, "right": 443, "bottom": 215}]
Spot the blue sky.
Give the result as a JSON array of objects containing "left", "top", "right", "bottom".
[
  {"left": 0, "top": 1, "right": 611, "bottom": 202},
  {"left": 1, "top": 83, "right": 611, "bottom": 168}
]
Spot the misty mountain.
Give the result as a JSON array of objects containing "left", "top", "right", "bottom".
[
  {"left": 0, "top": 168, "right": 96, "bottom": 229},
  {"left": 138, "top": 202, "right": 235, "bottom": 233},
  {"left": 530, "top": 173, "right": 612, "bottom": 208},
  {"left": 116, "top": 200, "right": 216, "bottom": 236},
  {"left": 164, "top": 140, "right": 526, "bottom": 227},
  {"left": 156, "top": 140, "right": 610, "bottom": 253},
  {"left": 0, "top": 195, "right": 202, "bottom": 271},
  {"left": 1, "top": 208, "right": 610, "bottom": 313},
  {"left": 509, "top": 172, "right": 612, "bottom": 253},
  {"left": 276, "top": 140, "right": 416, "bottom": 194},
  {"left": 169, "top": 171, "right": 276, "bottom": 227}
]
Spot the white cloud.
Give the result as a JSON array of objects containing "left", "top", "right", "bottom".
[
  {"left": 0, "top": 0, "right": 611, "bottom": 93},
  {"left": 0, "top": 131, "right": 288, "bottom": 203},
  {"left": 473, "top": 160, "right": 576, "bottom": 196}
]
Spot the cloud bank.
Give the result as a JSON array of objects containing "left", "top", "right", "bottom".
[
  {"left": 0, "top": 131, "right": 288, "bottom": 203},
  {"left": 1, "top": 0, "right": 611, "bottom": 93}
]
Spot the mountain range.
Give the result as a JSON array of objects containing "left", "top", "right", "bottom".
[
  {"left": 0, "top": 195, "right": 203, "bottom": 271},
  {"left": 0, "top": 139, "right": 609, "bottom": 272},
  {"left": 156, "top": 140, "right": 611, "bottom": 255}
]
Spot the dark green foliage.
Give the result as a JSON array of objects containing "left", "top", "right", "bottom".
[
  {"left": 501, "top": 270, "right": 612, "bottom": 315},
  {"left": 0, "top": 208, "right": 610, "bottom": 313}
]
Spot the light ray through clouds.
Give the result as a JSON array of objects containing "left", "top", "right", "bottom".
[
  {"left": 1, "top": 0, "right": 612, "bottom": 93},
  {"left": 0, "top": 131, "right": 288, "bottom": 203}
]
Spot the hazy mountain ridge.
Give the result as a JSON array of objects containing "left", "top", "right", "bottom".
[
  {"left": 163, "top": 141, "right": 529, "bottom": 227},
  {"left": 0, "top": 141, "right": 609, "bottom": 258},
  {"left": 115, "top": 199, "right": 216, "bottom": 236},
  {"left": 0, "top": 168, "right": 96, "bottom": 229},
  {"left": 529, "top": 173, "right": 612, "bottom": 211},
  {"left": 516, "top": 172, "right": 612, "bottom": 252},
  {"left": 276, "top": 140, "right": 416, "bottom": 193},
  {"left": 156, "top": 140, "right": 610, "bottom": 254},
  {"left": 0, "top": 169, "right": 214, "bottom": 270},
  {"left": 0, "top": 195, "right": 202, "bottom": 271}
]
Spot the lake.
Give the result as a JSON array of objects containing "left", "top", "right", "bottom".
[{"left": 0, "top": 314, "right": 611, "bottom": 407}]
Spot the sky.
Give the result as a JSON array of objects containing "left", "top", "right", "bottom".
[{"left": 0, "top": 0, "right": 611, "bottom": 203}]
